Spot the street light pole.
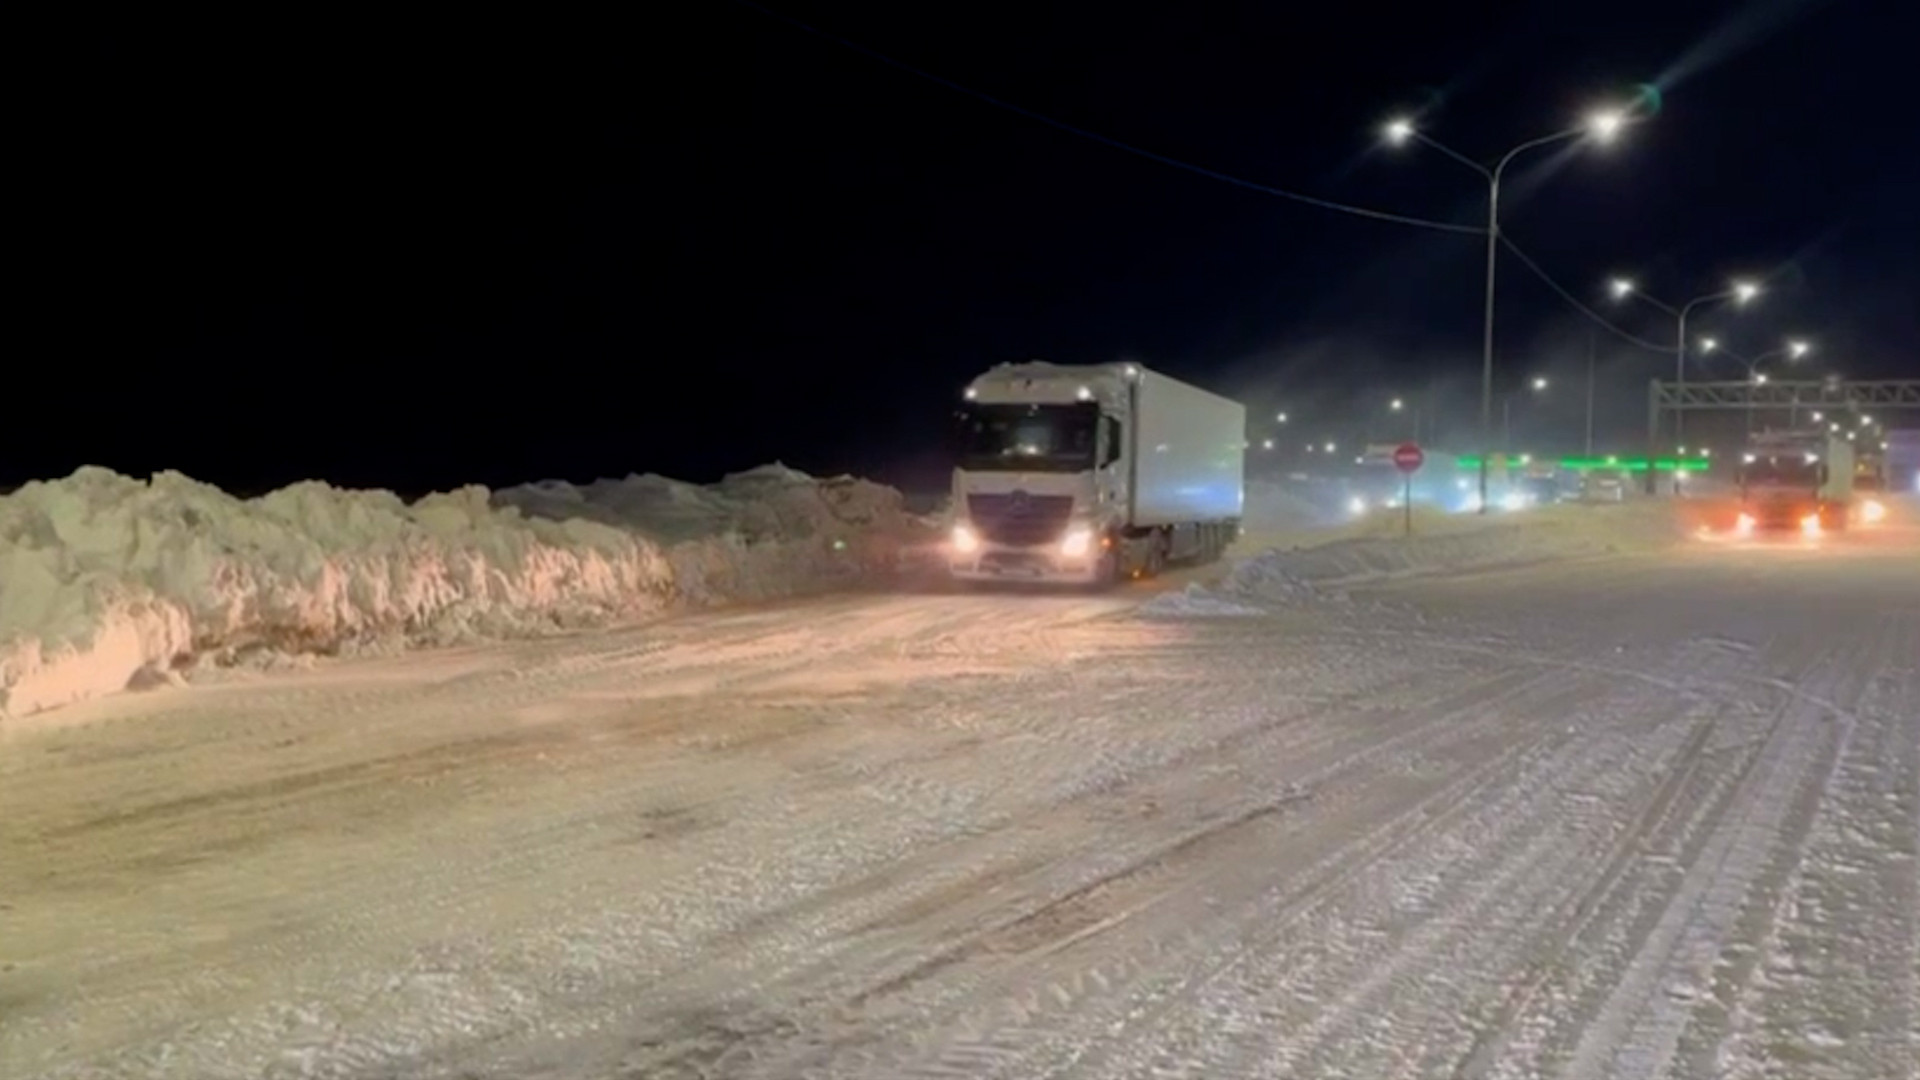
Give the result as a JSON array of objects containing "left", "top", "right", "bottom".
[
  {"left": 1585, "top": 326, "right": 1597, "bottom": 457},
  {"left": 1388, "top": 108, "right": 1627, "bottom": 514}
]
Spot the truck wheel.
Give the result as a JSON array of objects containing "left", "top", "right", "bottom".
[{"left": 1143, "top": 533, "right": 1168, "bottom": 578}]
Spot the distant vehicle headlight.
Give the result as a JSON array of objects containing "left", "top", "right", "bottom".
[
  {"left": 1861, "top": 499, "right": 1887, "bottom": 524},
  {"left": 1348, "top": 496, "right": 1368, "bottom": 517},
  {"left": 1500, "top": 491, "right": 1528, "bottom": 512}
]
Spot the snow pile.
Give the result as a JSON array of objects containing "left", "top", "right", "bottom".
[
  {"left": 0, "top": 466, "right": 925, "bottom": 720},
  {"left": 1143, "top": 504, "right": 1684, "bottom": 617}
]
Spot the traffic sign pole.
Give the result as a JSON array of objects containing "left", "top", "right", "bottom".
[{"left": 1393, "top": 443, "right": 1425, "bottom": 538}]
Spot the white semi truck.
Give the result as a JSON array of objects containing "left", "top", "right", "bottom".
[{"left": 947, "top": 361, "right": 1245, "bottom": 584}]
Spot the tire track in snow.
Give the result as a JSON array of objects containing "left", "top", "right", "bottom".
[
  {"left": 464, "top": 638, "right": 1521, "bottom": 1079},
  {"left": 0, "top": 595, "right": 1139, "bottom": 1074},
  {"left": 1449, "top": 697, "right": 1726, "bottom": 1078},
  {"left": 1060, "top": 642, "right": 1753, "bottom": 1080},
  {"left": 4, "top": 609, "right": 1387, "bottom": 1079},
  {"left": 702, "top": 657, "right": 1457, "bottom": 959},
  {"left": 724, "top": 668, "right": 1620, "bottom": 1080},
  {"left": 470, "top": 647, "right": 1586, "bottom": 1080},
  {"left": 1552, "top": 632, "right": 1874, "bottom": 1080},
  {"left": 1705, "top": 612, "right": 1920, "bottom": 1080}
]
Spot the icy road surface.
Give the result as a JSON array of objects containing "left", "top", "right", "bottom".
[{"left": 3, "top": 531, "right": 1917, "bottom": 1079}]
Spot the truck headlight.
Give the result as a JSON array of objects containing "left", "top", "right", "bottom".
[
  {"left": 1801, "top": 513, "right": 1822, "bottom": 537},
  {"left": 1861, "top": 498, "right": 1886, "bottom": 524},
  {"left": 1059, "top": 525, "right": 1094, "bottom": 558},
  {"left": 1348, "top": 496, "right": 1368, "bottom": 517},
  {"left": 951, "top": 524, "right": 980, "bottom": 554},
  {"left": 1500, "top": 491, "right": 1528, "bottom": 512}
]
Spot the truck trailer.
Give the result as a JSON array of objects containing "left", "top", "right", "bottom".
[
  {"left": 1888, "top": 429, "right": 1920, "bottom": 496},
  {"left": 947, "top": 361, "right": 1245, "bottom": 584}
]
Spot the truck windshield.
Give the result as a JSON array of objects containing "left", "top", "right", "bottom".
[
  {"left": 1741, "top": 456, "right": 1819, "bottom": 488},
  {"left": 955, "top": 403, "right": 1100, "bottom": 472}
]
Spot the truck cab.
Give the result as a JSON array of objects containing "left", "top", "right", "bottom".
[{"left": 1736, "top": 431, "right": 1853, "bottom": 536}]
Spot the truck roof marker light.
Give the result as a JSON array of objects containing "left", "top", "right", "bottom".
[
  {"left": 964, "top": 387, "right": 978, "bottom": 400},
  {"left": 1076, "top": 385, "right": 1093, "bottom": 401}
]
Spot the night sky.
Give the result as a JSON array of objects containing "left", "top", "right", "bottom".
[{"left": 19, "top": 1, "right": 1916, "bottom": 498}]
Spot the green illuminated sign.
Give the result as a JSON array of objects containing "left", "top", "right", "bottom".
[{"left": 1453, "top": 456, "right": 1709, "bottom": 472}]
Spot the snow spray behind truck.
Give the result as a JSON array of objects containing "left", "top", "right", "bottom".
[{"left": 946, "top": 361, "right": 1245, "bottom": 584}]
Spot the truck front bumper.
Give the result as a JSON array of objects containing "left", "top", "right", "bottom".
[{"left": 947, "top": 546, "right": 1108, "bottom": 585}]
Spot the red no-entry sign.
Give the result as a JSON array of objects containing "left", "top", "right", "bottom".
[{"left": 1393, "top": 443, "right": 1425, "bottom": 474}]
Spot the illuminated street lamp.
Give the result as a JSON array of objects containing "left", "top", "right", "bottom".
[
  {"left": 1609, "top": 277, "right": 1762, "bottom": 491},
  {"left": 1384, "top": 395, "right": 1426, "bottom": 443},
  {"left": 1386, "top": 106, "right": 1631, "bottom": 512},
  {"left": 1707, "top": 337, "right": 1812, "bottom": 380}
]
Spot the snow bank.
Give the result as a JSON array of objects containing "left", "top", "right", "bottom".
[
  {"left": 0, "top": 466, "right": 926, "bottom": 721},
  {"left": 1144, "top": 504, "right": 1684, "bottom": 617}
]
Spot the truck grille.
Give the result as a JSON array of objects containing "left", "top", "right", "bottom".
[{"left": 966, "top": 493, "right": 1074, "bottom": 546}]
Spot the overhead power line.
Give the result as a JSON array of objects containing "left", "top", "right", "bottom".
[
  {"left": 734, "top": 1, "right": 1483, "bottom": 235},
  {"left": 737, "top": 1, "right": 1679, "bottom": 356},
  {"left": 1497, "top": 236, "right": 1675, "bottom": 353}
]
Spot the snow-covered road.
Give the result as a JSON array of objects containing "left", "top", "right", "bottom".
[{"left": 3, "top": 528, "right": 1916, "bottom": 1078}]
